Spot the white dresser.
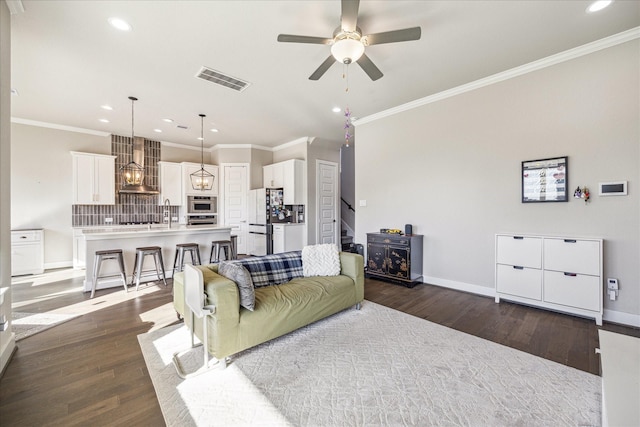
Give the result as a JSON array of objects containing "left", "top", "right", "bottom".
[
  {"left": 11, "top": 229, "right": 45, "bottom": 276},
  {"left": 495, "top": 234, "right": 603, "bottom": 325}
]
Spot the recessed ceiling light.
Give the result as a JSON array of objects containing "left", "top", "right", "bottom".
[
  {"left": 197, "top": 137, "right": 204, "bottom": 141},
  {"left": 587, "top": 0, "right": 613, "bottom": 13},
  {"left": 108, "top": 17, "right": 132, "bottom": 31},
  {"left": 210, "top": 128, "right": 219, "bottom": 133},
  {"left": 162, "top": 118, "right": 174, "bottom": 123},
  {"left": 101, "top": 105, "right": 113, "bottom": 110},
  {"left": 99, "top": 118, "right": 109, "bottom": 123},
  {"left": 332, "top": 107, "right": 341, "bottom": 113},
  {"left": 153, "top": 129, "right": 162, "bottom": 133}
]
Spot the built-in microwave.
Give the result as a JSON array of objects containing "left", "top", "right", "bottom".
[{"left": 188, "top": 196, "right": 217, "bottom": 214}]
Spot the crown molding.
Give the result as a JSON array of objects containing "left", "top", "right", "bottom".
[
  {"left": 355, "top": 26, "right": 640, "bottom": 128},
  {"left": 11, "top": 117, "right": 111, "bottom": 137},
  {"left": 272, "top": 137, "right": 310, "bottom": 152},
  {"left": 6, "top": 0, "right": 25, "bottom": 14}
]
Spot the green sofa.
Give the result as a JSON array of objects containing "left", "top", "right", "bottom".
[{"left": 172, "top": 251, "right": 364, "bottom": 361}]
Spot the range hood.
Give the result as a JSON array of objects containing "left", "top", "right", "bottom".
[{"left": 119, "top": 136, "right": 159, "bottom": 195}]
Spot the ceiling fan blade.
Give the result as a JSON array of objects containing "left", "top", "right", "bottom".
[
  {"left": 277, "top": 34, "right": 333, "bottom": 44},
  {"left": 356, "top": 53, "right": 383, "bottom": 81},
  {"left": 341, "top": 0, "right": 360, "bottom": 32},
  {"left": 364, "top": 27, "right": 421, "bottom": 46},
  {"left": 309, "top": 56, "right": 336, "bottom": 80}
]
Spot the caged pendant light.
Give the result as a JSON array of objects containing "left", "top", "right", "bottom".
[
  {"left": 190, "top": 114, "right": 215, "bottom": 191},
  {"left": 120, "top": 96, "right": 145, "bottom": 187}
]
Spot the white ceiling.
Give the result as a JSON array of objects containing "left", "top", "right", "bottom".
[{"left": 9, "top": 0, "right": 640, "bottom": 149}]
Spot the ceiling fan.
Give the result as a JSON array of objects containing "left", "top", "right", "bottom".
[{"left": 277, "top": 0, "right": 421, "bottom": 81}]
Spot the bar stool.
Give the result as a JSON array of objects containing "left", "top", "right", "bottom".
[
  {"left": 172, "top": 243, "right": 201, "bottom": 275},
  {"left": 131, "top": 246, "right": 168, "bottom": 291},
  {"left": 209, "top": 240, "right": 233, "bottom": 263},
  {"left": 91, "top": 249, "right": 128, "bottom": 299},
  {"left": 230, "top": 235, "right": 238, "bottom": 259}
]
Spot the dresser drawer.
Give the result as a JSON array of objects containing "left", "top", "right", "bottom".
[
  {"left": 543, "top": 270, "right": 600, "bottom": 312},
  {"left": 367, "top": 234, "right": 410, "bottom": 246},
  {"left": 496, "top": 264, "right": 542, "bottom": 301},
  {"left": 543, "top": 238, "right": 600, "bottom": 276},
  {"left": 11, "top": 230, "right": 42, "bottom": 243},
  {"left": 496, "top": 235, "right": 542, "bottom": 269}
]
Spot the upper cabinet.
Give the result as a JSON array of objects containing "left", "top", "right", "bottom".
[
  {"left": 71, "top": 152, "right": 115, "bottom": 205},
  {"left": 182, "top": 162, "right": 219, "bottom": 196},
  {"left": 263, "top": 159, "right": 306, "bottom": 205},
  {"left": 158, "top": 161, "right": 183, "bottom": 206}
]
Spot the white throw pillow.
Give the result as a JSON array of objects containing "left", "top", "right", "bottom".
[{"left": 302, "top": 244, "right": 341, "bottom": 277}]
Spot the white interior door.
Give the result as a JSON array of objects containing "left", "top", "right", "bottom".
[
  {"left": 317, "top": 160, "right": 339, "bottom": 245},
  {"left": 222, "top": 164, "right": 248, "bottom": 255}
]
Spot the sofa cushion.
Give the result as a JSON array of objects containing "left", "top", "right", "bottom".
[
  {"left": 302, "top": 244, "right": 341, "bottom": 277},
  {"left": 218, "top": 261, "right": 255, "bottom": 311},
  {"left": 236, "top": 251, "right": 303, "bottom": 288}
]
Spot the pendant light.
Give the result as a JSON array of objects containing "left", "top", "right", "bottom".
[
  {"left": 190, "top": 114, "right": 214, "bottom": 191},
  {"left": 120, "top": 96, "right": 145, "bottom": 187}
]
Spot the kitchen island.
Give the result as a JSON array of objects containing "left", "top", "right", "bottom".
[{"left": 80, "top": 225, "right": 231, "bottom": 293}]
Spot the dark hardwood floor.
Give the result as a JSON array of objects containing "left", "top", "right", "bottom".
[{"left": 1, "top": 270, "right": 638, "bottom": 425}]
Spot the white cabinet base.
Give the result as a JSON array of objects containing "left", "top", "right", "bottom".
[{"left": 495, "top": 234, "right": 603, "bottom": 325}]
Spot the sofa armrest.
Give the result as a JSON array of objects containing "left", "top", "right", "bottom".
[
  {"left": 199, "top": 269, "right": 240, "bottom": 325},
  {"left": 339, "top": 252, "right": 365, "bottom": 302}
]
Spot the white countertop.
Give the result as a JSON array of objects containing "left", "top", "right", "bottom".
[{"left": 82, "top": 224, "right": 232, "bottom": 239}]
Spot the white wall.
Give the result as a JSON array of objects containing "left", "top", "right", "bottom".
[
  {"left": 11, "top": 123, "right": 110, "bottom": 268},
  {"left": 355, "top": 40, "right": 639, "bottom": 324},
  {"left": 1, "top": 0, "right": 15, "bottom": 374}
]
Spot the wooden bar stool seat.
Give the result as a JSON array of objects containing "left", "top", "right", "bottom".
[
  {"left": 131, "top": 246, "right": 167, "bottom": 291},
  {"left": 91, "top": 249, "right": 127, "bottom": 298},
  {"left": 172, "top": 243, "right": 201, "bottom": 275}
]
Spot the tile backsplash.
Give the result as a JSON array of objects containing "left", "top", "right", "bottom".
[{"left": 72, "top": 135, "right": 179, "bottom": 227}]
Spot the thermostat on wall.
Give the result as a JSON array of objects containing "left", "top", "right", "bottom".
[{"left": 599, "top": 181, "right": 627, "bottom": 196}]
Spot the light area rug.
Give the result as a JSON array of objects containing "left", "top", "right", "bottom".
[
  {"left": 12, "top": 311, "right": 81, "bottom": 341},
  {"left": 138, "top": 302, "right": 601, "bottom": 427}
]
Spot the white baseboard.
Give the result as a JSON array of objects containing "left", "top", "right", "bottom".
[
  {"left": 423, "top": 276, "right": 640, "bottom": 328},
  {"left": 0, "top": 333, "right": 16, "bottom": 378},
  {"left": 422, "top": 275, "right": 494, "bottom": 298},
  {"left": 44, "top": 260, "right": 73, "bottom": 270},
  {"left": 603, "top": 309, "right": 640, "bottom": 328}
]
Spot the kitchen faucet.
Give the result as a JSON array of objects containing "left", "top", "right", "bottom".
[{"left": 164, "top": 198, "right": 171, "bottom": 229}]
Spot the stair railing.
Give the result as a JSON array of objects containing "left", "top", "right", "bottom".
[{"left": 341, "top": 197, "right": 355, "bottom": 212}]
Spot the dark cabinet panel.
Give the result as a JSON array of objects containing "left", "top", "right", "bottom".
[{"left": 366, "top": 233, "right": 423, "bottom": 287}]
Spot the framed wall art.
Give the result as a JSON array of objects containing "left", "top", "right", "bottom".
[{"left": 522, "top": 156, "right": 568, "bottom": 203}]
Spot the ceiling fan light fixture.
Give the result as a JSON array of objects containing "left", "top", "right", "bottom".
[{"left": 331, "top": 36, "right": 365, "bottom": 64}]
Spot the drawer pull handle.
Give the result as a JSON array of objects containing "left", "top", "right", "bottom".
[
  {"left": 20, "top": 236, "right": 27, "bottom": 239},
  {"left": 564, "top": 272, "right": 577, "bottom": 277},
  {"left": 513, "top": 266, "right": 524, "bottom": 270},
  {"left": 564, "top": 239, "right": 577, "bottom": 243},
  {"left": 513, "top": 236, "right": 524, "bottom": 240}
]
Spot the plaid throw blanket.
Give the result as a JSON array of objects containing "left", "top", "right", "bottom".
[{"left": 235, "top": 251, "right": 303, "bottom": 288}]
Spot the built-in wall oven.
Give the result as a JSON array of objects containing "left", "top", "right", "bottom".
[
  {"left": 188, "top": 196, "right": 217, "bottom": 214},
  {"left": 187, "top": 196, "right": 217, "bottom": 225}
]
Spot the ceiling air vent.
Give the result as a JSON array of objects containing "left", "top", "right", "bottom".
[{"left": 195, "top": 66, "right": 250, "bottom": 92}]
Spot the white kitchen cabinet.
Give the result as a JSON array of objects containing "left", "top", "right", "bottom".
[
  {"left": 182, "top": 162, "right": 219, "bottom": 197},
  {"left": 73, "top": 228, "right": 86, "bottom": 269},
  {"left": 495, "top": 234, "right": 603, "bottom": 325},
  {"left": 11, "top": 229, "right": 44, "bottom": 276},
  {"left": 263, "top": 159, "right": 305, "bottom": 204},
  {"left": 272, "top": 223, "right": 306, "bottom": 254},
  {"left": 158, "top": 161, "right": 183, "bottom": 206},
  {"left": 71, "top": 152, "right": 116, "bottom": 205}
]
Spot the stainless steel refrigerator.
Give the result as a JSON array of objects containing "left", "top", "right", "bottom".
[{"left": 247, "top": 188, "right": 285, "bottom": 255}]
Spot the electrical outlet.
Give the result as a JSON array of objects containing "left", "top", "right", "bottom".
[
  {"left": 105, "top": 218, "right": 113, "bottom": 223},
  {"left": 607, "top": 278, "right": 618, "bottom": 290}
]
